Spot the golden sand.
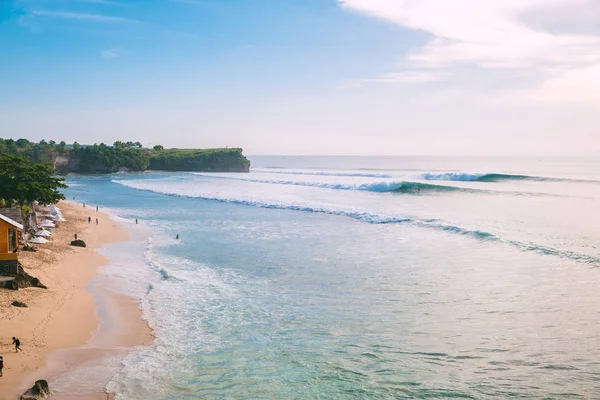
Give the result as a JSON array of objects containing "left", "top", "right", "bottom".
[{"left": 0, "top": 201, "right": 152, "bottom": 399}]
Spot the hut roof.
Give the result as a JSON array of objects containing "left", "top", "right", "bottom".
[{"left": 0, "top": 213, "right": 24, "bottom": 230}]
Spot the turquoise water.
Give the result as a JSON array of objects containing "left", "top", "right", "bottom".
[{"left": 63, "top": 157, "right": 600, "bottom": 399}]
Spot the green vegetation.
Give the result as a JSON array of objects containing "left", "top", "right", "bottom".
[
  {"left": 0, "top": 138, "right": 67, "bottom": 164},
  {"left": 0, "top": 154, "right": 67, "bottom": 206},
  {"left": 70, "top": 142, "right": 150, "bottom": 173},
  {"left": 0, "top": 138, "right": 250, "bottom": 173},
  {"left": 148, "top": 148, "right": 250, "bottom": 172}
]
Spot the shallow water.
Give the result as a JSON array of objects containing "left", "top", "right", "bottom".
[{"left": 62, "top": 156, "right": 600, "bottom": 399}]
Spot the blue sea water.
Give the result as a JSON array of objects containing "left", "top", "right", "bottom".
[{"left": 62, "top": 156, "right": 600, "bottom": 399}]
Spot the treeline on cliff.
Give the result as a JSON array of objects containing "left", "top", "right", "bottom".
[
  {"left": 0, "top": 138, "right": 250, "bottom": 173},
  {"left": 148, "top": 148, "right": 250, "bottom": 172},
  {"left": 71, "top": 142, "right": 150, "bottom": 173}
]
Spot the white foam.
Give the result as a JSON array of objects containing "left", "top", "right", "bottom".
[
  {"left": 193, "top": 173, "right": 407, "bottom": 192},
  {"left": 422, "top": 172, "right": 485, "bottom": 181},
  {"left": 250, "top": 168, "right": 393, "bottom": 178}
]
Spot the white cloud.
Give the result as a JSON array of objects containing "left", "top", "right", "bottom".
[
  {"left": 100, "top": 47, "right": 122, "bottom": 59},
  {"left": 520, "top": 64, "right": 600, "bottom": 104},
  {"left": 339, "top": 0, "right": 600, "bottom": 105},
  {"left": 364, "top": 70, "right": 443, "bottom": 84},
  {"left": 30, "top": 9, "right": 134, "bottom": 22}
]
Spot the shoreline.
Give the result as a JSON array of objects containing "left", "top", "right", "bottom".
[{"left": 0, "top": 201, "right": 152, "bottom": 399}]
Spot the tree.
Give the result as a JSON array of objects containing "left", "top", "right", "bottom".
[
  {"left": 153, "top": 145, "right": 164, "bottom": 151},
  {"left": 73, "top": 142, "right": 81, "bottom": 150},
  {"left": 0, "top": 154, "right": 67, "bottom": 206},
  {"left": 16, "top": 138, "right": 31, "bottom": 148},
  {"left": 5, "top": 140, "right": 18, "bottom": 155}
]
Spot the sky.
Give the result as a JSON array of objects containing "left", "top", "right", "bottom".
[{"left": 0, "top": 0, "right": 599, "bottom": 156}]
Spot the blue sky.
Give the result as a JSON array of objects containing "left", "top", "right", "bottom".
[{"left": 1, "top": 0, "right": 599, "bottom": 155}]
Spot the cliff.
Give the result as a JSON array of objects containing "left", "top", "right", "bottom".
[
  {"left": 148, "top": 148, "right": 250, "bottom": 172},
  {"left": 0, "top": 139, "right": 250, "bottom": 174}
]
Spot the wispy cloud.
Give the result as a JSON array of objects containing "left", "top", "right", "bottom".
[
  {"left": 339, "top": 0, "right": 600, "bottom": 105},
  {"left": 29, "top": 9, "right": 135, "bottom": 22},
  {"left": 78, "top": 0, "right": 122, "bottom": 4},
  {"left": 365, "top": 71, "right": 444, "bottom": 84},
  {"left": 67, "top": 0, "right": 123, "bottom": 5},
  {"left": 100, "top": 46, "right": 123, "bottom": 60},
  {"left": 168, "top": 0, "right": 208, "bottom": 4}
]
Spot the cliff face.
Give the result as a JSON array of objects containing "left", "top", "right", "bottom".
[
  {"left": 147, "top": 148, "right": 250, "bottom": 172},
  {"left": 1, "top": 141, "right": 250, "bottom": 174}
]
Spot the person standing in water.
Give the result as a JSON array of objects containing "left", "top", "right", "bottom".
[
  {"left": 96, "top": 206, "right": 98, "bottom": 212},
  {"left": 176, "top": 234, "right": 179, "bottom": 240},
  {"left": 135, "top": 219, "right": 138, "bottom": 224}
]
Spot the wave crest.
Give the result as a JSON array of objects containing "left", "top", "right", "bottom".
[
  {"left": 251, "top": 168, "right": 393, "bottom": 178},
  {"left": 112, "top": 179, "right": 600, "bottom": 267},
  {"left": 193, "top": 174, "right": 461, "bottom": 194},
  {"left": 422, "top": 172, "right": 534, "bottom": 182}
]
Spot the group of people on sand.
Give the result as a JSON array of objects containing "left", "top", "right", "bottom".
[
  {"left": 0, "top": 337, "right": 22, "bottom": 377},
  {"left": 80, "top": 201, "right": 100, "bottom": 225},
  {"left": 80, "top": 202, "right": 182, "bottom": 240}
]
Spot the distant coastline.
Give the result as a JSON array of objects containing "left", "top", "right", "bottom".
[{"left": 0, "top": 139, "right": 251, "bottom": 174}]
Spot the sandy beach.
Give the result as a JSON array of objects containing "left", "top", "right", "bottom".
[{"left": 0, "top": 201, "right": 152, "bottom": 400}]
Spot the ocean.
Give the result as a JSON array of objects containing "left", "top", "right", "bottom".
[{"left": 60, "top": 156, "right": 600, "bottom": 399}]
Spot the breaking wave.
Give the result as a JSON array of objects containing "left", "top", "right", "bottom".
[
  {"left": 193, "top": 174, "right": 462, "bottom": 194},
  {"left": 250, "top": 168, "right": 393, "bottom": 178},
  {"left": 422, "top": 172, "right": 600, "bottom": 184},
  {"left": 422, "top": 173, "right": 539, "bottom": 182},
  {"left": 113, "top": 179, "right": 600, "bottom": 267}
]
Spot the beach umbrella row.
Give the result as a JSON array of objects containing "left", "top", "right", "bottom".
[
  {"left": 39, "top": 220, "right": 56, "bottom": 228},
  {"left": 30, "top": 204, "right": 64, "bottom": 245}
]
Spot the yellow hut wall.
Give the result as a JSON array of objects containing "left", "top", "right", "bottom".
[{"left": 0, "top": 219, "right": 19, "bottom": 260}]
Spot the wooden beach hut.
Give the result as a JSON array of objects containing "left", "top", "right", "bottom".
[{"left": 0, "top": 213, "right": 23, "bottom": 262}]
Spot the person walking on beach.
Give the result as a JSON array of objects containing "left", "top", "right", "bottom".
[
  {"left": 83, "top": 203, "right": 86, "bottom": 208},
  {"left": 135, "top": 219, "right": 138, "bottom": 224},
  {"left": 95, "top": 218, "right": 99, "bottom": 225},
  {"left": 96, "top": 206, "right": 98, "bottom": 212},
  {"left": 12, "top": 337, "right": 21, "bottom": 352},
  {"left": 74, "top": 233, "right": 78, "bottom": 241},
  {"left": 88, "top": 216, "right": 91, "bottom": 224},
  {"left": 0, "top": 356, "right": 4, "bottom": 376}
]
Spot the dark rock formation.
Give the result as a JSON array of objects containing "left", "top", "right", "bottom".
[
  {"left": 22, "top": 245, "right": 37, "bottom": 252},
  {"left": 13, "top": 273, "right": 46, "bottom": 289},
  {"left": 0, "top": 262, "right": 46, "bottom": 290},
  {"left": 70, "top": 239, "right": 87, "bottom": 247},
  {"left": 12, "top": 301, "right": 27, "bottom": 307},
  {"left": 20, "top": 380, "right": 51, "bottom": 400},
  {"left": 0, "top": 260, "right": 23, "bottom": 276}
]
